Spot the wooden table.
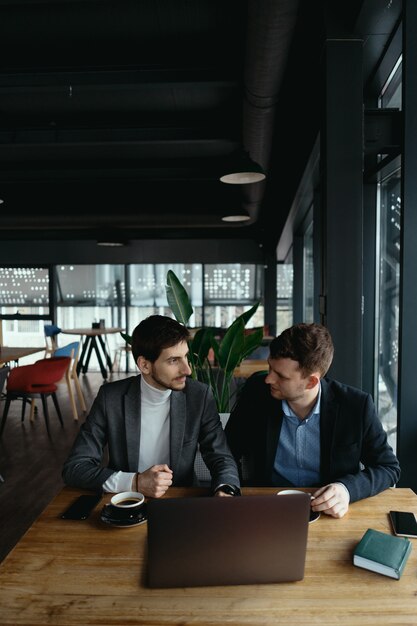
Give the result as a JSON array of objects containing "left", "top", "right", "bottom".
[
  {"left": 1, "top": 487, "right": 416, "bottom": 625},
  {"left": 233, "top": 358, "right": 268, "bottom": 378},
  {"left": 0, "top": 346, "right": 44, "bottom": 366},
  {"left": 62, "top": 327, "right": 123, "bottom": 379}
]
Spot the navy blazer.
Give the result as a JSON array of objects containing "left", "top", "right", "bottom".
[
  {"left": 63, "top": 375, "right": 239, "bottom": 491},
  {"left": 225, "top": 374, "right": 400, "bottom": 502}
]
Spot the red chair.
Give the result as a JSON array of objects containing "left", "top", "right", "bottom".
[{"left": 0, "top": 357, "right": 71, "bottom": 438}]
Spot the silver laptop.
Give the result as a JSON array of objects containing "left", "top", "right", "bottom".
[{"left": 147, "top": 493, "right": 310, "bottom": 588}]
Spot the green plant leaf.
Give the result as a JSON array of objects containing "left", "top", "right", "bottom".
[
  {"left": 237, "top": 302, "right": 260, "bottom": 326},
  {"left": 191, "top": 328, "right": 213, "bottom": 365},
  {"left": 218, "top": 318, "right": 245, "bottom": 372},
  {"left": 120, "top": 331, "right": 132, "bottom": 344},
  {"left": 240, "top": 327, "right": 264, "bottom": 362},
  {"left": 165, "top": 270, "right": 193, "bottom": 325}
]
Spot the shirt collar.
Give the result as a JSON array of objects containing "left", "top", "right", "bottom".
[
  {"left": 140, "top": 374, "right": 172, "bottom": 404},
  {"left": 282, "top": 381, "right": 321, "bottom": 421}
]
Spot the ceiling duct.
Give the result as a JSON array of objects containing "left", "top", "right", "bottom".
[{"left": 242, "top": 0, "right": 299, "bottom": 221}]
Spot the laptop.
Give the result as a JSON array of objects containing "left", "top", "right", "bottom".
[{"left": 147, "top": 493, "right": 310, "bottom": 588}]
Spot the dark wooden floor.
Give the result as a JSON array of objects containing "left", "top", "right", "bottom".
[{"left": 0, "top": 371, "right": 127, "bottom": 563}]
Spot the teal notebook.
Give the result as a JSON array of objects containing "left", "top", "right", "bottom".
[{"left": 353, "top": 528, "right": 412, "bottom": 579}]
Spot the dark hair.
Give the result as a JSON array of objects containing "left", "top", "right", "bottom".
[
  {"left": 131, "top": 315, "right": 190, "bottom": 363},
  {"left": 269, "top": 323, "right": 334, "bottom": 377}
]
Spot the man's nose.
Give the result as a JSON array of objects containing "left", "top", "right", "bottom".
[
  {"left": 265, "top": 371, "right": 274, "bottom": 384},
  {"left": 182, "top": 359, "right": 192, "bottom": 375}
]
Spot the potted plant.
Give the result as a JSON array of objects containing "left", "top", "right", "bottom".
[
  {"left": 165, "top": 270, "right": 263, "bottom": 413},
  {"left": 121, "top": 270, "right": 264, "bottom": 413}
]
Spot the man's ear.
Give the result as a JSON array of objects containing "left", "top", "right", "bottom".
[
  {"left": 305, "top": 373, "right": 320, "bottom": 390},
  {"left": 137, "top": 356, "right": 150, "bottom": 374}
]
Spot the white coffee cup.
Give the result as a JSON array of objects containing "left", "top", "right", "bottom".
[
  {"left": 277, "top": 489, "right": 320, "bottom": 522},
  {"left": 111, "top": 491, "right": 144, "bottom": 509},
  {"left": 277, "top": 489, "right": 304, "bottom": 496}
]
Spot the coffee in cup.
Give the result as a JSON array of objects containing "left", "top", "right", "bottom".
[{"left": 111, "top": 491, "right": 144, "bottom": 509}]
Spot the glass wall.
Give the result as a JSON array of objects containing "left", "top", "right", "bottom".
[
  {"left": 0, "top": 266, "right": 52, "bottom": 349},
  {"left": 303, "top": 221, "right": 314, "bottom": 322},
  {"left": 276, "top": 263, "right": 293, "bottom": 334},
  {"left": 375, "top": 165, "right": 401, "bottom": 450},
  {"left": 203, "top": 264, "right": 263, "bottom": 329},
  {"left": 374, "top": 55, "right": 402, "bottom": 451},
  {"left": 127, "top": 264, "right": 203, "bottom": 331},
  {"left": 1, "top": 262, "right": 267, "bottom": 372},
  {"left": 56, "top": 264, "right": 126, "bottom": 372}
]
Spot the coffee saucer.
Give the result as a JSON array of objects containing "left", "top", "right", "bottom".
[{"left": 100, "top": 503, "right": 147, "bottom": 528}]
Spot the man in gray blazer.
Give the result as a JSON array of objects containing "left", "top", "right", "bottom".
[
  {"left": 63, "top": 315, "right": 240, "bottom": 498},
  {"left": 225, "top": 323, "right": 400, "bottom": 518}
]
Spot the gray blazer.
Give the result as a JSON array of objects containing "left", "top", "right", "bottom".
[{"left": 62, "top": 375, "right": 239, "bottom": 491}]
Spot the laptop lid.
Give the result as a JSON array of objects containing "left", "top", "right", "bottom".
[{"left": 147, "top": 494, "right": 310, "bottom": 588}]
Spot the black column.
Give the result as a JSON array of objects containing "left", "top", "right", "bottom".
[
  {"left": 397, "top": 1, "right": 417, "bottom": 491},
  {"left": 321, "top": 39, "right": 363, "bottom": 388}
]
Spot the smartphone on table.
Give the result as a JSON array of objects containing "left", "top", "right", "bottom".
[
  {"left": 61, "top": 494, "right": 102, "bottom": 520},
  {"left": 389, "top": 510, "right": 417, "bottom": 538}
]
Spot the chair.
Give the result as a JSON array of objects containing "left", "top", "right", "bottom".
[
  {"left": 0, "top": 366, "right": 10, "bottom": 482},
  {"left": 0, "top": 365, "right": 9, "bottom": 397},
  {"left": 112, "top": 342, "right": 132, "bottom": 373},
  {"left": 194, "top": 413, "right": 232, "bottom": 485},
  {"left": 0, "top": 357, "right": 71, "bottom": 438},
  {"left": 44, "top": 324, "right": 62, "bottom": 355},
  {"left": 52, "top": 342, "right": 86, "bottom": 420}
]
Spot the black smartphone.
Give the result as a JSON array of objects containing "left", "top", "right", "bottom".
[
  {"left": 389, "top": 510, "right": 417, "bottom": 538},
  {"left": 61, "top": 494, "right": 102, "bottom": 520}
]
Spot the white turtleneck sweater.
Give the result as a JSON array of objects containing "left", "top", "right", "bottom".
[{"left": 102, "top": 376, "right": 171, "bottom": 493}]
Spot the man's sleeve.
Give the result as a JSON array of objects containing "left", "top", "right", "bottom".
[
  {"left": 337, "top": 393, "right": 401, "bottom": 502},
  {"left": 62, "top": 385, "right": 115, "bottom": 490},
  {"left": 224, "top": 377, "right": 255, "bottom": 478},
  {"left": 197, "top": 385, "right": 240, "bottom": 490}
]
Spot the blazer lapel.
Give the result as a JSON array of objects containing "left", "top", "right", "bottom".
[
  {"left": 124, "top": 376, "right": 142, "bottom": 472},
  {"left": 169, "top": 390, "right": 187, "bottom": 474},
  {"left": 266, "top": 397, "right": 284, "bottom": 475},
  {"left": 319, "top": 378, "right": 338, "bottom": 482}
]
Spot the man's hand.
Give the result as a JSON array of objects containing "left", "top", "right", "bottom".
[
  {"left": 311, "top": 483, "right": 349, "bottom": 518},
  {"left": 136, "top": 464, "right": 173, "bottom": 498},
  {"left": 214, "top": 489, "right": 233, "bottom": 497}
]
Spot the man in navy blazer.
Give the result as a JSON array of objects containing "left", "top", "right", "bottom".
[
  {"left": 225, "top": 323, "right": 400, "bottom": 518},
  {"left": 63, "top": 316, "right": 240, "bottom": 498}
]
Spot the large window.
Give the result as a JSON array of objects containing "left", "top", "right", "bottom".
[
  {"left": 1, "top": 262, "right": 266, "bottom": 372},
  {"left": 374, "top": 55, "right": 402, "bottom": 451},
  {"left": 203, "top": 264, "right": 263, "bottom": 329},
  {"left": 276, "top": 263, "right": 293, "bottom": 334},
  {"left": 127, "top": 264, "right": 203, "bottom": 331},
  {"left": 0, "top": 266, "right": 53, "bottom": 348},
  {"left": 303, "top": 222, "right": 314, "bottom": 322},
  {"left": 56, "top": 264, "right": 126, "bottom": 371},
  {"left": 375, "top": 165, "right": 401, "bottom": 450},
  {"left": 56, "top": 264, "right": 126, "bottom": 327},
  {"left": 0, "top": 266, "right": 50, "bottom": 311}
]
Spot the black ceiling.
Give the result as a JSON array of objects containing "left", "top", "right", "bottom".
[{"left": 0, "top": 0, "right": 366, "bottom": 244}]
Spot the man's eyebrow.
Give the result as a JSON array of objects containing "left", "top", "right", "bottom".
[
  {"left": 165, "top": 351, "right": 189, "bottom": 361},
  {"left": 267, "top": 360, "right": 289, "bottom": 378}
]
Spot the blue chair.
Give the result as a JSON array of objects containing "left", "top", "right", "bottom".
[
  {"left": 52, "top": 342, "right": 87, "bottom": 420},
  {"left": 44, "top": 324, "right": 62, "bottom": 355}
]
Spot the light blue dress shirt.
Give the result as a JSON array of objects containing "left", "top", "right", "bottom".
[{"left": 272, "top": 385, "right": 321, "bottom": 487}]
